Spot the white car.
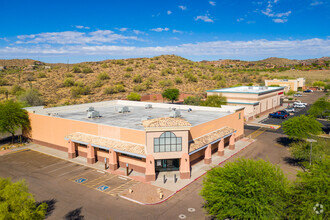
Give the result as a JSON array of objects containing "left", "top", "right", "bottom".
[
  {"left": 294, "top": 94, "right": 302, "bottom": 97},
  {"left": 285, "top": 108, "right": 295, "bottom": 113},
  {"left": 294, "top": 103, "right": 306, "bottom": 108},
  {"left": 294, "top": 101, "right": 307, "bottom": 106}
]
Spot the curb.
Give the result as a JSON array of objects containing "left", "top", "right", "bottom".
[{"left": 119, "top": 139, "right": 256, "bottom": 205}]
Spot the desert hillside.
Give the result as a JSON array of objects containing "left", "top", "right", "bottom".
[{"left": 0, "top": 55, "right": 329, "bottom": 107}]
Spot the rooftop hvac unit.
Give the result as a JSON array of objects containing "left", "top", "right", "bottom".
[
  {"left": 145, "top": 104, "right": 152, "bottom": 109},
  {"left": 118, "top": 106, "right": 130, "bottom": 113},
  {"left": 87, "top": 106, "right": 95, "bottom": 112},
  {"left": 87, "top": 110, "right": 100, "bottom": 118},
  {"left": 170, "top": 109, "right": 181, "bottom": 118}
]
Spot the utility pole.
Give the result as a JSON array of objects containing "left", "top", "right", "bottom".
[{"left": 307, "top": 139, "right": 317, "bottom": 166}]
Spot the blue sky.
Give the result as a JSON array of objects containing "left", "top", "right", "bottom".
[{"left": 0, "top": 0, "right": 329, "bottom": 63}]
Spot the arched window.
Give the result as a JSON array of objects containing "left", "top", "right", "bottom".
[{"left": 154, "top": 132, "right": 182, "bottom": 153}]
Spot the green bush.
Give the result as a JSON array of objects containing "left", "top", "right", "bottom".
[
  {"left": 133, "top": 74, "right": 143, "bottom": 83},
  {"left": 71, "top": 86, "right": 91, "bottom": 98},
  {"left": 72, "top": 66, "right": 81, "bottom": 73},
  {"left": 159, "top": 80, "right": 173, "bottom": 88},
  {"left": 113, "top": 60, "right": 125, "bottom": 65},
  {"left": 124, "top": 73, "right": 131, "bottom": 78},
  {"left": 148, "top": 63, "right": 156, "bottom": 69},
  {"left": 74, "top": 81, "right": 84, "bottom": 87},
  {"left": 175, "top": 77, "right": 183, "bottom": 84},
  {"left": 101, "top": 63, "right": 108, "bottom": 68},
  {"left": 161, "top": 68, "right": 174, "bottom": 76},
  {"left": 133, "top": 84, "right": 147, "bottom": 92},
  {"left": 65, "top": 73, "right": 73, "bottom": 78},
  {"left": 63, "top": 78, "right": 75, "bottom": 87},
  {"left": 212, "top": 74, "right": 223, "bottom": 81},
  {"left": 183, "top": 96, "right": 202, "bottom": 106},
  {"left": 11, "top": 85, "right": 25, "bottom": 96},
  {"left": 92, "top": 80, "right": 103, "bottom": 88},
  {"left": 125, "top": 67, "right": 133, "bottom": 72},
  {"left": 98, "top": 72, "right": 110, "bottom": 80},
  {"left": 19, "top": 88, "right": 44, "bottom": 106},
  {"left": 82, "top": 67, "right": 93, "bottom": 74},
  {"left": 0, "top": 78, "right": 9, "bottom": 86},
  {"left": 104, "top": 84, "right": 126, "bottom": 94},
  {"left": 37, "top": 72, "right": 47, "bottom": 78},
  {"left": 127, "top": 92, "right": 141, "bottom": 101}
]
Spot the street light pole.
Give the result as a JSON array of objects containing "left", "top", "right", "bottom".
[{"left": 307, "top": 139, "right": 317, "bottom": 166}]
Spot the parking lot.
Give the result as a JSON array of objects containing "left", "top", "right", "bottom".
[{"left": 256, "top": 91, "right": 326, "bottom": 133}]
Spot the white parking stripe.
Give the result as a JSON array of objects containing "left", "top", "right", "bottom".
[
  {"left": 40, "top": 160, "right": 67, "bottom": 170},
  {"left": 48, "top": 163, "right": 76, "bottom": 173},
  {"left": 57, "top": 166, "right": 86, "bottom": 177}
]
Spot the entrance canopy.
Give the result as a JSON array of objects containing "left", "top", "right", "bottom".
[
  {"left": 65, "top": 132, "right": 146, "bottom": 158},
  {"left": 189, "top": 126, "right": 235, "bottom": 154}
]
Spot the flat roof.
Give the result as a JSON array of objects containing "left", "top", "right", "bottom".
[
  {"left": 207, "top": 86, "right": 285, "bottom": 95},
  {"left": 26, "top": 100, "right": 244, "bottom": 131}
]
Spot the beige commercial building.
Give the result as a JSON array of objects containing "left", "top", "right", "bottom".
[
  {"left": 207, "top": 86, "right": 285, "bottom": 121},
  {"left": 265, "top": 78, "right": 305, "bottom": 92}
]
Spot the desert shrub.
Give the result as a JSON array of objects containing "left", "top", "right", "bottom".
[
  {"left": 71, "top": 86, "right": 91, "bottom": 98},
  {"left": 184, "top": 72, "right": 197, "bottom": 82},
  {"left": 101, "top": 63, "right": 108, "bottom": 68},
  {"left": 133, "top": 74, "right": 143, "bottom": 83},
  {"left": 125, "top": 67, "right": 133, "bottom": 72},
  {"left": 133, "top": 84, "right": 147, "bottom": 92},
  {"left": 74, "top": 81, "right": 84, "bottom": 87},
  {"left": 72, "top": 66, "right": 81, "bottom": 73},
  {"left": 184, "top": 96, "right": 202, "bottom": 106},
  {"left": 0, "top": 87, "right": 8, "bottom": 94},
  {"left": 175, "top": 77, "right": 183, "bottom": 84},
  {"left": 19, "top": 88, "right": 44, "bottom": 106},
  {"left": 65, "top": 73, "right": 73, "bottom": 78},
  {"left": 104, "top": 84, "right": 126, "bottom": 94},
  {"left": 114, "top": 60, "right": 125, "bottom": 65},
  {"left": 212, "top": 74, "right": 223, "bottom": 81},
  {"left": 82, "top": 67, "right": 93, "bottom": 74},
  {"left": 159, "top": 80, "right": 173, "bottom": 88},
  {"left": 37, "top": 72, "right": 47, "bottom": 78},
  {"left": 11, "top": 85, "right": 25, "bottom": 96},
  {"left": 216, "top": 80, "right": 226, "bottom": 88},
  {"left": 161, "top": 68, "right": 174, "bottom": 76},
  {"left": 92, "top": 80, "right": 103, "bottom": 88},
  {"left": 148, "top": 63, "right": 156, "bottom": 69},
  {"left": 26, "top": 73, "right": 35, "bottom": 81},
  {"left": 127, "top": 92, "right": 141, "bottom": 101},
  {"left": 98, "top": 72, "right": 110, "bottom": 80},
  {"left": 0, "top": 78, "right": 9, "bottom": 86},
  {"left": 63, "top": 78, "right": 75, "bottom": 87},
  {"left": 124, "top": 73, "right": 131, "bottom": 78}
]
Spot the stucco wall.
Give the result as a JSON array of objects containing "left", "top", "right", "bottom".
[
  {"left": 28, "top": 113, "right": 146, "bottom": 150},
  {"left": 189, "top": 109, "right": 244, "bottom": 141}
]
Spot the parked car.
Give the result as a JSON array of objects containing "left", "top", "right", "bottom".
[
  {"left": 304, "top": 89, "right": 313, "bottom": 93},
  {"left": 285, "top": 107, "right": 295, "bottom": 113},
  {"left": 269, "top": 111, "right": 288, "bottom": 119},
  {"left": 294, "top": 101, "right": 307, "bottom": 106},
  {"left": 294, "top": 103, "right": 306, "bottom": 108},
  {"left": 294, "top": 94, "right": 302, "bottom": 97}
]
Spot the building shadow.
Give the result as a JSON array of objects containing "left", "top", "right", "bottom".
[
  {"left": 64, "top": 207, "right": 84, "bottom": 220},
  {"left": 283, "top": 156, "right": 304, "bottom": 167},
  {"left": 36, "top": 198, "right": 57, "bottom": 218}
]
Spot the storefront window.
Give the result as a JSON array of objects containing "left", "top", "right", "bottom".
[{"left": 154, "top": 132, "right": 182, "bottom": 152}]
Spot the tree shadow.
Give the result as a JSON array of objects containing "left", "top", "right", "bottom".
[
  {"left": 283, "top": 156, "right": 304, "bottom": 167},
  {"left": 64, "top": 207, "right": 84, "bottom": 220},
  {"left": 36, "top": 198, "right": 57, "bottom": 218},
  {"left": 276, "top": 137, "right": 300, "bottom": 147}
]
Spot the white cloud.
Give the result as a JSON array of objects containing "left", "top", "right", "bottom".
[
  {"left": 273, "top": 18, "right": 288, "bottom": 23},
  {"left": 2, "top": 39, "right": 329, "bottom": 59},
  {"left": 178, "top": 5, "right": 187, "bottom": 10},
  {"left": 167, "top": 10, "right": 172, "bottom": 15},
  {"left": 311, "top": 1, "right": 323, "bottom": 6},
  {"left": 209, "top": 1, "right": 216, "bottom": 6},
  {"left": 75, "top": 25, "right": 90, "bottom": 29},
  {"left": 173, "top": 29, "right": 183, "bottom": 34},
  {"left": 133, "top": 30, "right": 145, "bottom": 35},
  {"left": 151, "top": 27, "right": 170, "bottom": 32},
  {"left": 171, "top": 37, "right": 179, "bottom": 40},
  {"left": 195, "top": 15, "right": 214, "bottom": 23},
  {"left": 237, "top": 18, "right": 244, "bottom": 22},
  {"left": 116, "top": 28, "right": 128, "bottom": 32},
  {"left": 15, "top": 30, "right": 139, "bottom": 45},
  {"left": 261, "top": 0, "right": 291, "bottom": 23}
]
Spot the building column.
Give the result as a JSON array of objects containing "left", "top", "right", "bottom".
[
  {"left": 87, "top": 144, "right": 96, "bottom": 164},
  {"left": 108, "top": 149, "right": 118, "bottom": 171},
  {"left": 229, "top": 133, "right": 236, "bottom": 150},
  {"left": 145, "top": 155, "right": 156, "bottom": 182},
  {"left": 218, "top": 139, "right": 224, "bottom": 156},
  {"left": 68, "top": 140, "right": 76, "bottom": 159},
  {"left": 180, "top": 153, "right": 190, "bottom": 179},
  {"left": 204, "top": 144, "right": 212, "bottom": 164}
]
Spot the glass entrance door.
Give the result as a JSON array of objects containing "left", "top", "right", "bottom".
[{"left": 155, "top": 159, "right": 179, "bottom": 171}]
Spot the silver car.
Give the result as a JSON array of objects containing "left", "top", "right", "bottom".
[{"left": 285, "top": 108, "right": 295, "bottom": 113}]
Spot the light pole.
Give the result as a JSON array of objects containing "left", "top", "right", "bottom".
[{"left": 306, "top": 139, "right": 317, "bottom": 165}]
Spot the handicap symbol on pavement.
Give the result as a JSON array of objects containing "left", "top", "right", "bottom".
[
  {"left": 75, "top": 178, "right": 87, "bottom": 183},
  {"left": 97, "top": 185, "right": 109, "bottom": 191}
]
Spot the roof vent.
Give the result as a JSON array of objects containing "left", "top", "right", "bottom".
[
  {"left": 118, "top": 106, "right": 130, "bottom": 113},
  {"left": 87, "top": 110, "right": 100, "bottom": 118},
  {"left": 141, "top": 116, "right": 152, "bottom": 122},
  {"left": 87, "top": 106, "right": 95, "bottom": 112},
  {"left": 145, "top": 104, "right": 152, "bottom": 109},
  {"left": 170, "top": 109, "right": 181, "bottom": 118}
]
